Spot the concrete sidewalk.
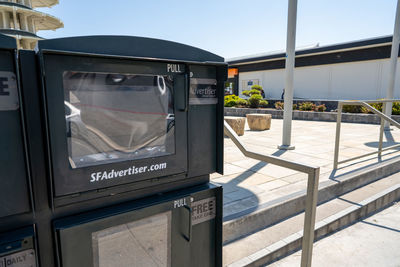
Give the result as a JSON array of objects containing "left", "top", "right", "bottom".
[
  {"left": 212, "top": 119, "right": 400, "bottom": 222},
  {"left": 270, "top": 201, "right": 400, "bottom": 267}
]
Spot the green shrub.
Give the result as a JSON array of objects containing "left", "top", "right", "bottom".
[
  {"left": 298, "top": 102, "right": 316, "bottom": 111},
  {"left": 259, "top": 100, "right": 269, "bottom": 108},
  {"left": 251, "top": 84, "right": 263, "bottom": 92},
  {"left": 315, "top": 104, "right": 327, "bottom": 112},
  {"left": 250, "top": 89, "right": 261, "bottom": 95},
  {"left": 243, "top": 89, "right": 261, "bottom": 97},
  {"left": 242, "top": 90, "right": 250, "bottom": 96},
  {"left": 371, "top": 102, "right": 383, "bottom": 112},
  {"left": 361, "top": 106, "right": 371, "bottom": 114},
  {"left": 360, "top": 102, "right": 400, "bottom": 115},
  {"left": 224, "top": 95, "right": 239, "bottom": 107},
  {"left": 224, "top": 94, "right": 249, "bottom": 107},
  {"left": 392, "top": 102, "right": 400, "bottom": 115},
  {"left": 275, "top": 101, "right": 284, "bottom": 110},
  {"left": 361, "top": 102, "right": 383, "bottom": 113},
  {"left": 342, "top": 105, "right": 363, "bottom": 113},
  {"left": 248, "top": 94, "right": 262, "bottom": 108},
  {"left": 293, "top": 103, "right": 298, "bottom": 110},
  {"left": 236, "top": 98, "right": 248, "bottom": 107}
]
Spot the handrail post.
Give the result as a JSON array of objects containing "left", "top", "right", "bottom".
[
  {"left": 301, "top": 168, "right": 320, "bottom": 267},
  {"left": 333, "top": 102, "right": 343, "bottom": 169},
  {"left": 378, "top": 102, "right": 386, "bottom": 157},
  {"left": 334, "top": 99, "right": 400, "bottom": 168}
]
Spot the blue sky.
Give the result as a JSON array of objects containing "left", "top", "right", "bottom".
[{"left": 38, "top": 0, "right": 397, "bottom": 59}]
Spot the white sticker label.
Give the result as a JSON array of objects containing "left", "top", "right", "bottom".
[
  {"left": 191, "top": 197, "right": 216, "bottom": 225},
  {"left": 0, "top": 71, "right": 19, "bottom": 111},
  {"left": 0, "top": 249, "right": 36, "bottom": 267},
  {"left": 189, "top": 78, "right": 218, "bottom": 105}
]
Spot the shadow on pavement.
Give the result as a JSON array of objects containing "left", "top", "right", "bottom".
[
  {"left": 219, "top": 149, "right": 287, "bottom": 220},
  {"left": 361, "top": 220, "right": 400, "bottom": 233},
  {"left": 364, "top": 129, "right": 399, "bottom": 148}
]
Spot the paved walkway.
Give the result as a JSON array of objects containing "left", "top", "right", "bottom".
[
  {"left": 270, "top": 201, "right": 400, "bottom": 267},
  {"left": 211, "top": 119, "right": 400, "bottom": 219}
]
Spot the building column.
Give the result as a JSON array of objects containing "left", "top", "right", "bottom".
[
  {"left": 12, "top": 8, "right": 18, "bottom": 29},
  {"left": 20, "top": 14, "right": 28, "bottom": 31},
  {"left": 16, "top": 38, "right": 21, "bottom": 50},
  {"left": 28, "top": 16, "right": 34, "bottom": 32},
  {"left": 29, "top": 40, "right": 36, "bottom": 50},
  {"left": 31, "top": 18, "right": 36, "bottom": 33},
  {"left": 21, "top": 39, "right": 27, "bottom": 49},
  {"left": 1, "top": 11, "right": 5, "bottom": 28},
  {"left": 1, "top": 11, "right": 10, "bottom": 28}
]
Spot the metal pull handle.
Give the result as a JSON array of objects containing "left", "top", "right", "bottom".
[
  {"left": 183, "top": 205, "right": 192, "bottom": 242},
  {"left": 180, "top": 72, "right": 189, "bottom": 112},
  {"left": 176, "top": 73, "right": 189, "bottom": 112}
]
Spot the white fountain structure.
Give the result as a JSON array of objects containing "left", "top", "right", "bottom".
[{"left": 0, "top": 0, "right": 63, "bottom": 49}]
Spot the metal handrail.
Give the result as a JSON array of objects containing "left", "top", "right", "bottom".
[
  {"left": 333, "top": 99, "right": 400, "bottom": 169},
  {"left": 224, "top": 121, "right": 320, "bottom": 267}
]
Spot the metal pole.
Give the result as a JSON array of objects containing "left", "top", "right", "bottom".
[
  {"left": 279, "top": 0, "right": 297, "bottom": 150},
  {"left": 384, "top": 0, "right": 400, "bottom": 129},
  {"left": 300, "top": 168, "right": 320, "bottom": 267},
  {"left": 333, "top": 103, "right": 343, "bottom": 169}
]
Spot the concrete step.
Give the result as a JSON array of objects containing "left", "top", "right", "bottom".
[
  {"left": 223, "top": 171, "right": 400, "bottom": 267},
  {"left": 223, "top": 157, "right": 400, "bottom": 244},
  {"left": 269, "top": 202, "right": 400, "bottom": 266}
]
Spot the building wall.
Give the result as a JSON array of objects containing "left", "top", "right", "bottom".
[{"left": 238, "top": 58, "right": 400, "bottom": 100}]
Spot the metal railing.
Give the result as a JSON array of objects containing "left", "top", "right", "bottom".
[
  {"left": 333, "top": 99, "right": 400, "bottom": 169},
  {"left": 224, "top": 121, "right": 320, "bottom": 267}
]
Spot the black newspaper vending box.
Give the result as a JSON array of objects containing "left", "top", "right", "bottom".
[
  {"left": 54, "top": 183, "right": 222, "bottom": 267},
  {"left": 15, "top": 36, "right": 226, "bottom": 267},
  {"left": 35, "top": 36, "right": 226, "bottom": 206},
  {"left": 0, "top": 34, "right": 37, "bottom": 266},
  {"left": 0, "top": 35, "right": 31, "bottom": 220}
]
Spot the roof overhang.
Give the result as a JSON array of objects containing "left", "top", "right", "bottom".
[
  {"left": 31, "top": 0, "right": 59, "bottom": 8},
  {"left": 228, "top": 35, "right": 393, "bottom": 66},
  {"left": 0, "top": 29, "right": 42, "bottom": 40}
]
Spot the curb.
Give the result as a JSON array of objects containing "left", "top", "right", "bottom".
[
  {"left": 227, "top": 183, "right": 400, "bottom": 267},
  {"left": 223, "top": 157, "right": 400, "bottom": 244}
]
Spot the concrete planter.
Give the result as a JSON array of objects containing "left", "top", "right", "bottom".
[
  {"left": 224, "top": 107, "right": 400, "bottom": 125},
  {"left": 224, "top": 116, "right": 246, "bottom": 136},
  {"left": 246, "top": 114, "right": 271, "bottom": 131}
]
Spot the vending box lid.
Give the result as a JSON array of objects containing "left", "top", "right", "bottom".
[
  {"left": 0, "top": 34, "right": 17, "bottom": 50},
  {"left": 37, "top": 35, "right": 224, "bottom": 63}
]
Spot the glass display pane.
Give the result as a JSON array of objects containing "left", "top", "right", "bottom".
[
  {"left": 63, "top": 71, "right": 175, "bottom": 168},
  {"left": 92, "top": 212, "right": 171, "bottom": 267}
]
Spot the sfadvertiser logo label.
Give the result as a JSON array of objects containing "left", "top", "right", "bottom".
[{"left": 90, "top": 163, "right": 167, "bottom": 183}]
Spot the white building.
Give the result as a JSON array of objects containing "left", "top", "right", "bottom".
[
  {"left": 0, "top": 0, "right": 63, "bottom": 49},
  {"left": 227, "top": 36, "right": 400, "bottom": 101}
]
